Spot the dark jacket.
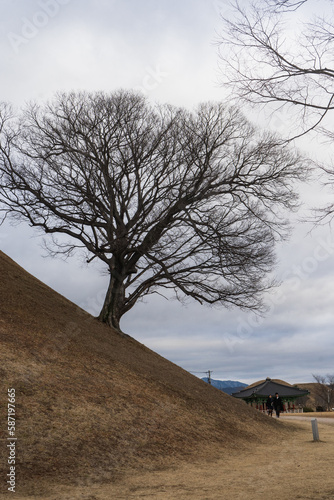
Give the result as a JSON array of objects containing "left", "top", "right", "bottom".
[
  {"left": 266, "top": 396, "right": 274, "bottom": 409},
  {"left": 273, "top": 395, "right": 283, "bottom": 411}
]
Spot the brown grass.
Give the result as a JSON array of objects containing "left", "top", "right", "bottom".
[
  {"left": 10, "top": 420, "right": 334, "bottom": 499},
  {"left": 246, "top": 378, "right": 294, "bottom": 388},
  {"left": 0, "top": 251, "right": 302, "bottom": 498},
  {"left": 297, "top": 382, "right": 330, "bottom": 410}
]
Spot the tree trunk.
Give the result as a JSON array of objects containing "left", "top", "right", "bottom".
[{"left": 97, "top": 271, "right": 125, "bottom": 332}]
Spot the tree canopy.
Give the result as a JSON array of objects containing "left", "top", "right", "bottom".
[
  {"left": 218, "top": 0, "right": 334, "bottom": 139},
  {"left": 218, "top": 0, "right": 334, "bottom": 221},
  {"left": 0, "top": 90, "right": 306, "bottom": 331}
]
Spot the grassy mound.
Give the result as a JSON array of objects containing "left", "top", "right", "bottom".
[{"left": 0, "top": 251, "right": 285, "bottom": 496}]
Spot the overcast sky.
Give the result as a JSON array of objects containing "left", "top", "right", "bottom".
[{"left": 1, "top": 0, "right": 334, "bottom": 385}]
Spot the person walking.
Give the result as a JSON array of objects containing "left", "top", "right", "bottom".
[
  {"left": 266, "top": 394, "right": 274, "bottom": 417},
  {"left": 273, "top": 392, "right": 283, "bottom": 418}
]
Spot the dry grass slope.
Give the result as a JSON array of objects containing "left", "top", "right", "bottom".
[
  {"left": 0, "top": 251, "right": 286, "bottom": 496},
  {"left": 297, "top": 382, "right": 328, "bottom": 410}
]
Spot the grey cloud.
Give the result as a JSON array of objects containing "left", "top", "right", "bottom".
[{"left": 0, "top": 0, "right": 333, "bottom": 387}]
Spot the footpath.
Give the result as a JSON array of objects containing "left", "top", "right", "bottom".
[{"left": 281, "top": 415, "right": 334, "bottom": 424}]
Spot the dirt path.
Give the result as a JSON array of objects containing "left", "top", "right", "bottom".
[
  {"left": 281, "top": 415, "right": 334, "bottom": 424},
  {"left": 12, "top": 419, "right": 334, "bottom": 500}
]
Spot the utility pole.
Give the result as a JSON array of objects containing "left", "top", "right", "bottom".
[{"left": 189, "top": 370, "right": 213, "bottom": 385}]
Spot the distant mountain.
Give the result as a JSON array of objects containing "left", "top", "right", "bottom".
[{"left": 201, "top": 378, "right": 248, "bottom": 394}]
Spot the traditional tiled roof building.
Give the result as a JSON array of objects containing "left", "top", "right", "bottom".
[{"left": 232, "top": 377, "right": 309, "bottom": 413}]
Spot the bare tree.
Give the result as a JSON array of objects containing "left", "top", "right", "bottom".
[
  {"left": 218, "top": 0, "right": 334, "bottom": 220},
  {"left": 0, "top": 90, "right": 305, "bottom": 332},
  {"left": 264, "top": 1, "right": 309, "bottom": 12},
  {"left": 218, "top": 0, "right": 334, "bottom": 138},
  {"left": 312, "top": 374, "right": 334, "bottom": 411}
]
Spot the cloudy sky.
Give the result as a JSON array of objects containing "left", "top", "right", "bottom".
[{"left": 1, "top": 0, "right": 334, "bottom": 385}]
